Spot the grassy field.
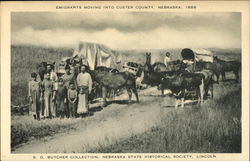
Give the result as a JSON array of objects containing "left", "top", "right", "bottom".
[
  {"left": 11, "top": 45, "right": 73, "bottom": 105},
  {"left": 11, "top": 45, "right": 241, "bottom": 152},
  {"left": 11, "top": 116, "right": 83, "bottom": 149},
  {"left": 11, "top": 45, "right": 241, "bottom": 106},
  {"left": 89, "top": 86, "right": 241, "bottom": 153}
]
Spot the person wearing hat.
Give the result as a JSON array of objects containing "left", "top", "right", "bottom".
[
  {"left": 28, "top": 72, "right": 42, "bottom": 120},
  {"left": 46, "top": 64, "right": 58, "bottom": 90},
  {"left": 164, "top": 52, "right": 171, "bottom": 66},
  {"left": 61, "top": 64, "right": 76, "bottom": 89}
]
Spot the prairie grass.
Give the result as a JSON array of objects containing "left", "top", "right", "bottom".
[
  {"left": 11, "top": 45, "right": 241, "bottom": 152},
  {"left": 11, "top": 45, "right": 241, "bottom": 105},
  {"left": 89, "top": 88, "right": 241, "bottom": 153},
  {"left": 11, "top": 45, "right": 73, "bottom": 105},
  {"left": 11, "top": 116, "right": 86, "bottom": 150}
]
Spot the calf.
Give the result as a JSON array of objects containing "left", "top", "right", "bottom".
[{"left": 160, "top": 71, "right": 205, "bottom": 108}]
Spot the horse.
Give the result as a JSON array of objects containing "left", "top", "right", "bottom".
[
  {"left": 141, "top": 53, "right": 169, "bottom": 95},
  {"left": 213, "top": 56, "right": 241, "bottom": 82},
  {"left": 195, "top": 61, "right": 221, "bottom": 83},
  {"left": 145, "top": 52, "right": 168, "bottom": 72},
  {"left": 152, "top": 62, "right": 167, "bottom": 72}
]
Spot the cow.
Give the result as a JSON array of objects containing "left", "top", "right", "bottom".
[{"left": 160, "top": 71, "right": 205, "bottom": 108}]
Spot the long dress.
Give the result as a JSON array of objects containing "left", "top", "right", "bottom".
[
  {"left": 28, "top": 80, "right": 41, "bottom": 116},
  {"left": 42, "top": 79, "right": 55, "bottom": 118},
  {"left": 56, "top": 85, "right": 68, "bottom": 118},
  {"left": 76, "top": 72, "right": 92, "bottom": 114},
  {"left": 77, "top": 88, "right": 89, "bottom": 114}
]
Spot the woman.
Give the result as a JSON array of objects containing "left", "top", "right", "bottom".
[
  {"left": 41, "top": 72, "right": 56, "bottom": 118},
  {"left": 28, "top": 72, "right": 42, "bottom": 120}
]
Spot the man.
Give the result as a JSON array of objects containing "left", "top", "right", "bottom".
[
  {"left": 62, "top": 65, "right": 76, "bottom": 89},
  {"left": 76, "top": 65, "right": 93, "bottom": 116},
  {"left": 46, "top": 64, "right": 58, "bottom": 90},
  {"left": 164, "top": 52, "right": 171, "bottom": 66}
]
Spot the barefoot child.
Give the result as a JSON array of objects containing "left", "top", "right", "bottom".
[
  {"left": 67, "top": 82, "right": 78, "bottom": 117},
  {"left": 55, "top": 78, "right": 68, "bottom": 118}
]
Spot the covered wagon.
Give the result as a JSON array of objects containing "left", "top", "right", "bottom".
[{"left": 181, "top": 48, "right": 214, "bottom": 72}]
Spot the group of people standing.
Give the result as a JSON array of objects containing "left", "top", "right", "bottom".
[{"left": 28, "top": 64, "right": 93, "bottom": 120}]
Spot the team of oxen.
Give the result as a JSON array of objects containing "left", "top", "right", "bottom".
[{"left": 37, "top": 50, "right": 241, "bottom": 108}]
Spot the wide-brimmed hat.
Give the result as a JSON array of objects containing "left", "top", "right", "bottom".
[
  {"left": 31, "top": 72, "right": 37, "bottom": 78},
  {"left": 166, "top": 52, "right": 171, "bottom": 57}
]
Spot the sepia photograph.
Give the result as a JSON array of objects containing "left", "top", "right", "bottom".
[
  {"left": 10, "top": 11, "right": 242, "bottom": 153},
  {"left": 1, "top": 1, "right": 249, "bottom": 161}
]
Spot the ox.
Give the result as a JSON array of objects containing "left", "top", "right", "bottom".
[
  {"left": 90, "top": 67, "right": 139, "bottom": 106},
  {"left": 141, "top": 53, "right": 214, "bottom": 107},
  {"left": 160, "top": 71, "right": 205, "bottom": 108}
]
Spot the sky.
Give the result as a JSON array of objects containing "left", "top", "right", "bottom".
[{"left": 11, "top": 12, "right": 241, "bottom": 50}]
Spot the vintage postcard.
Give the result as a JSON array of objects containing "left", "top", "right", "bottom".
[{"left": 1, "top": 1, "right": 249, "bottom": 161}]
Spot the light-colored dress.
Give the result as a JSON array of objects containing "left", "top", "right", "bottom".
[
  {"left": 76, "top": 72, "right": 93, "bottom": 114},
  {"left": 77, "top": 92, "right": 88, "bottom": 114},
  {"left": 42, "top": 79, "right": 55, "bottom": 117},
  {"left": 28, "top": 80, "right": 41, "bottom": 115}
]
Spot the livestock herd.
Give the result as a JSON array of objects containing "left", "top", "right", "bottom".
[
  {"left": 42, "top": 50, "right": 240, "bottom": 108},
  {"left": 139, "top": 52, "right": 240, "bottom": 107},
  {"left": 12, "top": 49, "right": 241, "bottom": 115}
]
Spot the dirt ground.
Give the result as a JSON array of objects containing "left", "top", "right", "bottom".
[{"left": 12, "top": 75, "right": 240, "bottom": 153}]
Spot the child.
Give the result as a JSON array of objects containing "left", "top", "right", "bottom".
[
  {"left": 67, "top": 82, "right": 78, "bottom": 117},
  {"left": 55, "top": 78, "right": 68, "bottom": 118},
  {"left": 28, "top": 72, "right": 41, "bottom": 120}
]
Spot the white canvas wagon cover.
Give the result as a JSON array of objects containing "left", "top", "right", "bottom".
[
  {"left": 181, "top": 48, "right": 214, "bottom": 62},
  {"left": 72, "top": 42, "right": 116, "bottom": 70}
]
